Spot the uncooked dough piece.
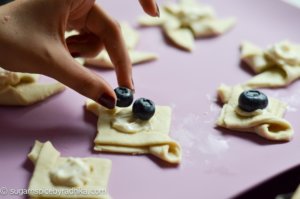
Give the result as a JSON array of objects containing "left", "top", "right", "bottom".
[
  {"left": 85, "top": 50, "right": 158, "bottom": 69},
  {"left": 292, "top": 184, "right": 300, "bottom": 199},
  {"left": 28, "top": 140, "right": 112, "bottom": 199},
  {"left": 138, "top": 9, "right": 168, "bottom": 26},
  {"left": 240, "top": 41, "right": 300, "bottom": 88},
  {"left": 217, "top": 84, "right": 293, "bottom": 141},
  {"left": 164, "top": 28, "right": 194, "bottom": 51},
  {"left": 84, "top": 22, "right": 157, "bottom": 69},
  {"left": 138, "top": 0, "right": 236, "bottom": 51},
  {"left": 120, "top": 22, "right": 139, "bottom": 50},
  {"left": 240, "top": 41, "right": 271, "bottom": 73},
  {"left": 190, "top": 18, "right": 236, "bottom": 38},
  {"left": 86, "top": 99, "right": 182, "bottom": 164},
  {"left": 0, "top": 68, "right": 65, "bottom": 106}
]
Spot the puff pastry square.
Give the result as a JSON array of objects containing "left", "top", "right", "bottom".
[
  {"left": 27, "top": 141, "right": 112, "bottom": 199},
  {"left": 86, "top": 100, "right": 182, "bottom": 164},
  {"left": 217, "top": 84, "right": 293, "bottom": 141},
  {"left": 240, "top": 41, "right": 300, "bottom": 88},
  {"left": 0, "top": 68, "right": 65, "bottom": 106}
]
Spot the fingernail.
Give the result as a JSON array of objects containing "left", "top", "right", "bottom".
[
  {"left": 156, "top": 3, "right": 160, "bottom": 17},
  {"left": 71, "top": 52, "right": 81, "bottom": 58},
  {"left": 97, "top": 93, "right": 116, "bottom": 109}
]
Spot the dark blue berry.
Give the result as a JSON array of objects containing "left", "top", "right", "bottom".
[
  {"left": 238, "top": 90, "right": 268, "bottom": 112},
  {"left": 114, "top": 87, "right": 134, "bottom": 107},
  {"left": 132, "top": 98, "right": 155, "bottom": 120}
]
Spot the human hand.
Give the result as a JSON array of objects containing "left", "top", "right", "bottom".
[{"left": 0, "top": 0, "right": 159, "bottom": 109}]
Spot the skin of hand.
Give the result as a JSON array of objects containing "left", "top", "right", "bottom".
[{"left": 0, "top": 0, "right": 159, "bottom": 109}]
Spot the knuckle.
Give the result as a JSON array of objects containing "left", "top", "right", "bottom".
[{"left": 107, "top": 20, "right": 122, "bottom": 35}]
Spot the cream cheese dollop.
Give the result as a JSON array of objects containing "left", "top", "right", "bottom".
[
  {"left": 49, "top": 158, "right": 90, "bottom": 187},
  {"left": 267, "top": 41, "right": 300, "bottom": 66},
  {"left": 235, "top": 106, "right": 265, "bottom": 117},
  {"left": 111, "top": 109, "right": 152, "bottom": 134}
]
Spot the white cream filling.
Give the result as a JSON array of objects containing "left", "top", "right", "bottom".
[
  {"left": 111, "top": 109, "right": 152, "bottom": 134},
  {"left": 49, "top": 158, "right": 91, "bottom": 187},
  {"left": 267, "top": 41, "right": 300, "bottom": 66},
  {"left": 235, "top": 106, "right": 265, "bottom": 117}
]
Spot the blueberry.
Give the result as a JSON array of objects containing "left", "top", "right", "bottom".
[
  {"left": 114, "top": 87, "right": 134, "bottom": 107},
  {"left": 132, "top": 98, "right": 155, "bottom": 120},
  {"left": 238, "top": 90, "right": 268, "bottom": 112}
]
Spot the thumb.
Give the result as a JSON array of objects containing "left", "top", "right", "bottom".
[{"left": 46, "top": 48, "right": 116, "bottom": 109}]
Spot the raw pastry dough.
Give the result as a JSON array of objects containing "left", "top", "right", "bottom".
[
  {"left": 240, "top": 40, "right": 300, "bottom": 88},
  {"left": 86, "top": 99, "right": 182, "bottom": 164},
  {"left": 138, "top": 0, "right": 236, "bottom": 51},
  {"left": 292, "top": 184, "right": 300, "bottom": 199},
  {"left": 164, "top": 28, "right": 194, "bottom": 51},
  {"left": 84, "top": 22, "right": 158, "bottom": 69},
  {"left": 28, "top": 140, "right": 111, "bottom": 199},
  {"left": 217, "top": 84, "right": 293, "bottom": 141},
  {"left": 85, "top": 50, "right": 158, "bottom": 69},
  {"left": 0, "top": 68, "right": 65, "bottom": 106}
]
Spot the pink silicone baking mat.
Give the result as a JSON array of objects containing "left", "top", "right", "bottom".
[{"left": 1, "top": 0, "right": 300, "bottom": 198}]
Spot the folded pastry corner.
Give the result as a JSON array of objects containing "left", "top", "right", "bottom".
[
  {"left": 149, "top": 140, "right": 181, "bottom": 164},
  {"left": 245, "top": 68, "right": 289, "bottom": 88},
  {"left": 84, "top": 51, "right": 114, "bottom": 69},
  {"left": 164, "top": 28, "right": 194, "bottom": 52},
  {"left": 190, "top": 17, "right": 236, "bottom": 38},
  {"left": 240, "top": 41, "right": 270, "bottom": 73},
  {"left": 28, "top": 140, "right": 47, "bottom": 165},
  {"left": 217, "top": 83, "right": 232, "bottom": 104},
  {"left": 86, "top": 100, "right": 182, "bottom": 164},
  {"left": 216, "top": 84, "right": 293, "bottom": 141}
]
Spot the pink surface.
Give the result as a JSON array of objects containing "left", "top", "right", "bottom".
[{"left": 1, "top": 0, "right": 300, "bottom": 198}]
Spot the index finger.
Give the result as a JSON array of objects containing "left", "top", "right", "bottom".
[
  {"left": 139, "top": 0, "right": 159, "bottom": 17},
  {"left": 86, "top": 5, "right": 134, "bottom": 90}
]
